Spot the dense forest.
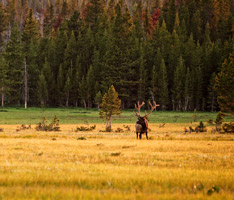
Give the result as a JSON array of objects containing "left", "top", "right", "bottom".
[{"left": 0, "top": 0, "right": 234, "bottom": 110}]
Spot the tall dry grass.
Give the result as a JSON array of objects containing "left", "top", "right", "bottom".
[{"left": 0, "top": 123, "right": 233, "bottom": 199}]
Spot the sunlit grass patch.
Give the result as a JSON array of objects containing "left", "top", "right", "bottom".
[{"left": 0, "top": 123, "right": 234, "bottom": 199}]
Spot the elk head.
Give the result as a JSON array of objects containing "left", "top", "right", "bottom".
[{"left": 135, "top": 101, "right": 160, "bottom": 139}]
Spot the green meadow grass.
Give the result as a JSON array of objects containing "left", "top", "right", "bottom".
[{"left": 0, "top": 107, "right": 231, "bottom": 124}]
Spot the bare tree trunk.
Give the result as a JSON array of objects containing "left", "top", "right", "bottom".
[
  {"left": 24, "top": 58, "right": 28, "bottom": 109},
  {"left": 172, "top": 99, "right": 175, "bottom": 111},
  {"left": 66, "top": 93, "right": 69, "bottom": 107},
  {"left": 83, "top": 100, "right": 87, "bottom": 109},
  {"left": 1, "top": 86, "right": 4, "bottom": 108},
  {"left": 211, "top": 91, "right": 215, "bottom": 112}
]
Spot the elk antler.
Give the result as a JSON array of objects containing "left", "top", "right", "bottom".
[
  {"left": 135, "top": 101, "right": 145, "bottom": 117},
  {"left": 143, "top": 101, "right": 160, "bottom": 118}
]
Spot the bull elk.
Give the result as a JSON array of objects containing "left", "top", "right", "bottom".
[{"left": 135, "top": 101, "right": 160, "bottom": 139}]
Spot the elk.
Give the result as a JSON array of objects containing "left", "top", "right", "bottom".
[{"left": 135, "top": 101, "right": 159, "bottom": 139}]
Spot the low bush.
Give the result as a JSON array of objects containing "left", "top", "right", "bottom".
[
  {"left": 195, "top": 121, "right": 207, "bottom": 132},
  {"left": 75, "top": 125, "right": 96, "bottom": 132},
  {"left": 222, "top": 122, "right": 234, "bottom": 133},
  {"left": 35, "top": 115, "right": 60, "bottom": 132}
]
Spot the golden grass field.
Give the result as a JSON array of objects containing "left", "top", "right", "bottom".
[{"left": 0, "top": 123, "right": 234, "bottom": 199}]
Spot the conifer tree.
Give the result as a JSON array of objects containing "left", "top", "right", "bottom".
[
  {"left": 0, "top": 2, "right": 7, "bottom": 46},
  {"left": 172, "top": 56, "right": 185, "bottom": 110},
  {"left": 43, "top": 3, "right": 55, "bottom": 38},
  {"left": 194, "top": 66, "right": 203, "bottom": 110},
  {"left": 54, "top": 21, "right": 68, "bottom": 70},
  {"left": 72, "top": 70, "right": 80, "bottom": 107},
  {"left": 215, "top": 51, "right": 234, "bottom": 114},
  {"left": 95, "top": 91, "right": 102, "bottom": 109},
  {"left": 86, "top": 65, "right": 95, "bottom": 108},
  {"left": 207, "top": 72, "right": 217, "bottom": 112},
  {"left": 37, "top": 72, "right": 48, "bottom": 106},
  {"left": 100, "top": 85, "right": 121, "bottom": 132},
  {"left": 22, "top": 9, "right": 40, "bottom": 49},
  {"left": 158, "top": 59, "right": 169, "bottom": 110},
  {"left": 64, "top": 31, "right": 77, "bottom": 69},
  {"left": 0, "top": 56, "right": 10, "bottom": 108},
  {"left": 166, "top": 0, "right": 176, "bottom": 33},
  {"left": 64, "top": 67, "right": 72, "bottom": 107},
  {"left": 42, "top": 58, "right": 55, "bottom": 105},
  {"left": 4, "top": 23, "right": 24, "bottom": 104},
  {"left": 57, "top": 64, "right": 64, "bottom": 106},
  {"left": 85, "top": 0, "right": 105, "bottom": 30},
  {"left": 79, "top": 76, "right": 87, "bottom": 108}
]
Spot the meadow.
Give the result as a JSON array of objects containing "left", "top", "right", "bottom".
[
  {"left": 0, "top": 107, "right": 232, "bottom": 124},
  {"left": 0, "top": 108, "right": 234, "bottom": 199}
]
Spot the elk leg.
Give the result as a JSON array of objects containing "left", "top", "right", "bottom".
[
  {"left": 136, "top": 132, "right": 138, "bottom": 139},
  {"left": 146, "top": 131, "right": 148, "bottom": 140},
  {"left": 139, "top": 133, "right": 142, "bottom": 139}
]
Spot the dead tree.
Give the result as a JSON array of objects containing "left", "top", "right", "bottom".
[{"left": 135, "top": 101, "right": 159, "bottom": 139}]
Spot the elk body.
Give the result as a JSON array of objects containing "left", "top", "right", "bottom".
[{"left": 135, "top": 101, "right": 159, "bottom": 139}]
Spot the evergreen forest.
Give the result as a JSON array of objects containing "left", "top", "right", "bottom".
[{"left": 0, "top": 0, "right": 234, "bottom": 111}]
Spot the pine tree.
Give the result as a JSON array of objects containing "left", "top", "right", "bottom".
[
  {"left": 172, "top": 56, "right": 185, "bottom": 110},
  {"left": 64, "top": 67, "right": 72, "bottom": 107},
  {"left": 54, "top": 21, "right": 68, "bottom": 70},
  {"left": 194, "top": 66, "right": 203, "bottom": 110},
  {"left": 4, "top": 23, "right": 24, "bottom": 104},
  {"left": 57, "top": 64, "right": 64, "bottom": 106},
  {"left": 42, "top": 58, "right": 55, "bottom": 105},
  {"left": 37, "top": 72, "right": 48, "bottom": 106},
  {"left": 79, "top": 76, "right": 87, "bottom": 108},
  {"left": 84, "top": 0, "right": 105, "bottom": 30},
  {"left": 72, "top": 70, "right": 80, "bottom": 107},
  {"left": 215, "top": 51, "right": 234, "bottom": 114},
  {"left": 0, "top": 56, "right": 10, "bottom": 108},
  {"left": 207, "top": 72, "right": 217, "bottom": 112},
  {"left": 6, "top": 0, "right": 17, "bottom": 28},
  {"left": 61, "top": 0, "right": 69, "bottom": 19},
  {"left": 158, "top": 59, "right": 169, "bottom": 110},
  {"left": 22, "top": 9, "right": 40, "bottom": 49},
  {"left": 165, "top": 0, "right": 176, "bottom": 33},
  {"left": 86, "top": 65, "right": 95, "bottom": 108},
  {"left": 43, "top": 3, "right": 55, "bottom": 38},
  {"left": 64, "top": 31, "right": 77, "bottom": 69},
  {"left": 100, "top": 85, "right": 121, "bottom": 131},
  {"left": 0, "top": 2, "right": 7, "bottom": 46},
  {"left": 95, "top": 91, "right": 102, "bottom": 109},
  {"left": 22, "top": 9, "right": 40, "bottom": 107},
  {"left": 138, "top": 46, "right": 147, "bottom": 102}
]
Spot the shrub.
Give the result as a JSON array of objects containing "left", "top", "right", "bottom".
[
  {"left": 16, "top": 124, "right": 31, "bottom": 132},
  {"left": 115, "top": 128, "right": 124, "bottom": 133},
  {"left": 222, "top": 122, "right": 234, "bottom": 133},
  {"left": 195, "top": 121, "right": 207, "bottom": 132},
  {"left": 75, "top": 125, "right": 96, "bottom": 132},
  {"left": 77, "top": 137, "right": 87, "bottom": 140},
  {"left": 35, "top": 115, "right": 60, "bottom": 132}
]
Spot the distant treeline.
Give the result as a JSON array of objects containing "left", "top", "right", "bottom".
[{"left": 0, "top": 0, "right": 234, "bottom": 110}]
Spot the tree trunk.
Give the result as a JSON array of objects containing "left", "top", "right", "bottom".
[
  {"left": 211, "top": 91, "right": 215, "bottom": 112},
  {"left": 1, "top": 86, "right": 4, "bottom": 108},
  {"left": 83, "top": 99, "right": 87, "bottom": 109},
  {"left": 24, "top": 58, "right": 28, "bottom": 109},
  {"left": 106, "top": 116, "right": 112, "bottom": 132},
  {"left": 66, "top": 93, "right": 69, "bottom": 107}
]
